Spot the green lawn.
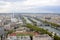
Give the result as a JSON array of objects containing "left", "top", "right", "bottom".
[{"left": 16, "top": 33, "right": 33, "bottom": 36}]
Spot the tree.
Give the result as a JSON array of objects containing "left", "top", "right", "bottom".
[{"left": 54, "top": 34, "right": 60, "bottom": 40}]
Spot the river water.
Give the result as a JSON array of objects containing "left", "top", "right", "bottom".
[{"left": 30, "top": 17, "right": 60, "bottom": 36}]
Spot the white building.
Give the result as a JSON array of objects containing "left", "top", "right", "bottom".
[
  {"left": 7, "top": 36, "right": 30, "bottom": 40},
  {"left": 4, "top": 24, "right": 11, "bottom": 30},
  {"left": 33, "top": 34, "right": 53, "bottom": 40},
  {"left": 11, "top": 18, "right": 18, "bottom": 22}
]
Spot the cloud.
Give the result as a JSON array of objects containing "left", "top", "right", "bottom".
[
  {"left": 0, "top": 0, "right": 60, "bottom": 13},
  {"left": 0, "top": 0, "right": 26, "bottom": 2}
]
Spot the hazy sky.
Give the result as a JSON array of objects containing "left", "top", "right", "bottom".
[{"left": 0, "top": 0, "right": 60, "bottom": 13}]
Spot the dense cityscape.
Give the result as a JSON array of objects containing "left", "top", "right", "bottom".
[
  {"left": 0, "top": 13, "right": 60, "bottom": 40},
  {"left": 0, "top": 0, "right": 60, "bottom": 40}
]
